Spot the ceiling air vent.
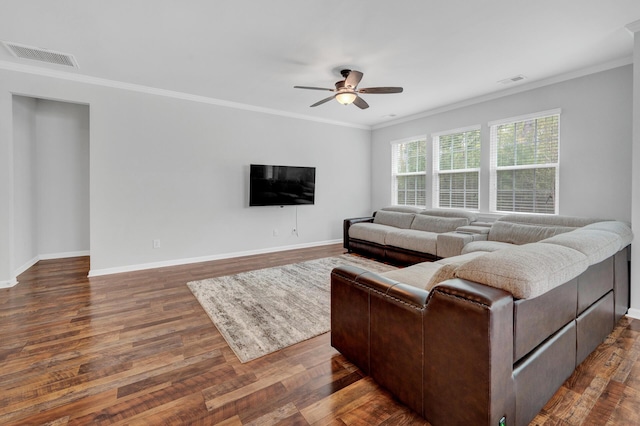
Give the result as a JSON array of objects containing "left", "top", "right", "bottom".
[
  {"left": 498, "top": 74, "right": 526, "bottom": 85},
  {"left": 2, "top": 41, "right": 79, "bottom": 68}
]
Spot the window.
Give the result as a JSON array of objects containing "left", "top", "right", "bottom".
[
  {"left": 391, "top": 137, "right": 427, "bottom": 206},
  {"left": 490, "top": 109, "right": 560, "bottom": 214},
  {"left": 432, "top": 126, "right": 480, "bottom": 210}
]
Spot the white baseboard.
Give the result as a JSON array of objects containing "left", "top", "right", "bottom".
[
  {"left": 39, "top": 250, "right": 90, "bottom": 260},
  {"left": 11, "top": 251, "right": 91, "bottom": 285},
  {"left": 626, "top": 308, "right": 640, "bottom": 320},
  {"left": 14, "top": 255, "right": 40, "bottom": 277},
  {"left": 88, "top": 239, "right": 342, "bottom": 277},
  {"left": 0, "top": 278, "right": 19, "bottom": 289}
]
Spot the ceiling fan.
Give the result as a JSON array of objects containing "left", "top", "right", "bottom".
[{"left": 294, "top": 69, "right": 403, "bottom": 109}]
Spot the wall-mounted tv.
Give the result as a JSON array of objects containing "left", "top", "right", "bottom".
[{"left": 249, "top": 164, "right": 316, "bottom": 206}]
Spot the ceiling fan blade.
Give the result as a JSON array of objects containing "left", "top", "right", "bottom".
[
  {"left": 353, "top": 96, "right": 369, "bottom": 110},
  {"left": 358, "top": 87, "right": 404, "bottom": 94},
  {"left": 310, "top": 95, "right": 336, "bottom": 107},
  {"left": 344, "top": 70, "right": 364, "bottom": 89},
  {"left": 294, "top": 86, "right": 335, "bottom": 91}
]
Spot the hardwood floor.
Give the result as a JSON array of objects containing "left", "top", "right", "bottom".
[{"left": 0, "top": 244, "right": 638, "bottom": 425}]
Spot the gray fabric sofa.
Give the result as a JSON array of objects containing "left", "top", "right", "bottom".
[
  {"left": 332, "top": 213, "right": 632, "bottom": 425},
  {"left": 344, "top": 206, "right": 478, "bottom": 265}
]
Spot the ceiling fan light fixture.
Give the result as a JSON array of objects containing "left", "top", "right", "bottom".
[{"left": 335, "top": 92, "right": 357, "bottom": 105}]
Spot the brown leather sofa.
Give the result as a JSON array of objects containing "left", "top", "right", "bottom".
[{"left": 331, "top": 216, "right": 632, "bottom": 426}]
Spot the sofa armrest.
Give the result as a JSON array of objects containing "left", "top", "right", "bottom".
[
  {"left": 331, "top": 265, "right": 429, "bottom": 413},
  {"left": 343, "top": 216, "right": 375, "bottom": 250},
  {"left": 436, "top": 230, "right": 489, "bottom": 258},
  {"left": 457, "top": 225, "right": 491, "bottom": 234},
  {"left": 423, "top": 279, "right": 515, "bottom": 426}
]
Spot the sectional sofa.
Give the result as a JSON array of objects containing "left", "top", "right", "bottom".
[
  {"left": 332, "top": 209, "right": 632, "bottom": 426},
  {"left": 343, "top": 206, "right": 480, "bottom": 264}
]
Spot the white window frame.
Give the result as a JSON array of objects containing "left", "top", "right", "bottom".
[
  {"left": 390, "top": 136, "right": 427, "bottom": 207},
  {"left": 432, "top": 125, "right": 481, "bottom": 211},
  {"left": 489, "top": 108, "right": 561, "bottom": 214}
]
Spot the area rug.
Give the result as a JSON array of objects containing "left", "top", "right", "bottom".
[{"left": 187, "top": 254, "right": 396, "bottom": 363}]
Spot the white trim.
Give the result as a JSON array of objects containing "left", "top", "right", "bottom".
[
  {"left": 626, "top": 20, "right": 640, "bottom": 34},
  {"left": 489, "top": 111, "right": 561, "bottom": 214},
  {"left": 2, "top": 54, "right": 630, "bottom": 132},
  {"left": 0, "top": 278, "right": 19, "bottom": 289},
  {"left": 487, "top": 108, "right": 561, "bottom": 128},
  {"left": 39, "top": 250, "right": 90, "bottom": 260},
  {"left": 431, "top": 124, "right": 481, "bottom": 139},
  {"left": 87, "top": 240, "right": 341, "bottom": 277},
  {"left": 11, "top": 251, "right": 91, "bottom": 283},
  {"left": 627, "top": 309, "right": 640, "bottom": 320},
  {"left": 0, "top": 60, "right": 369, "bottom": 130},
  {"left": 14, "top": 255, "right": 39, "bottom": 277},
  {"left": 373, "top": 57, "right": 630, "bottom": 130},
  {"left": 390, "top": 137, "right": 428, "bottom": 206},
  {"left": 432, "top": 127, "right": 481, "bottom": 210},
  {"left": 389, "top": 134, "right": 427, "bottom": 146}
]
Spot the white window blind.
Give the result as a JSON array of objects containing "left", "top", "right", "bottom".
[
  {"left": 391, "top": 137, "right": 427, "bottom": 206},
  {"left": 432, "top": 126, "right": 480, "bottom": 210},
  {"left": 489, "top": 109, "right": 560, "bottom": 214}
]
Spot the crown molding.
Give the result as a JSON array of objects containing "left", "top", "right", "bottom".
[
  {"left": 626, "top": 20, "right": 640, "bottom": 33},
  {"left": 372, "top": 56, "right": 633, "bottom": 130},
  {"left": 0, "top": 60, "right": 371, "bottom": 130}
]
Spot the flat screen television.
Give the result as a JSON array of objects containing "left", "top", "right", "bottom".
[{"left": 249, "top": 164, "right": 316, "bottom": 206}]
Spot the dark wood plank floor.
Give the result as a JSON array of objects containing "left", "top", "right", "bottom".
[{"left": 0, "top": 244, "right": 638, "bottom": 425}]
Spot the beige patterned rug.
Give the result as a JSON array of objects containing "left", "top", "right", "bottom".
[{"left": 187, "top": 254, "right": 396, "bottom": 363}]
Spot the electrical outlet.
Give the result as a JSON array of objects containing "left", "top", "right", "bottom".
[{"left": 153, "top": 239, "right": 161, "bottom": 249}]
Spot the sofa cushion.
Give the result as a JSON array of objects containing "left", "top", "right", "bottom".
[
  {"left": 497, "top": 214, "right": 599, "bottom": 228},
  {"left": 488, "top": 221, "right": 574, "bottom": 245},
  {"left": 385, "top": 229, "right": 438, "bottom": 256},
  {"left": 382, "top": 261, "right": 448, "bottom": 291},
  {"left": 462, "top": 240, "right": 514, "bottom": 254},
  {"left": 582, "top": 221, "right": 633, "bottom": 249},
  {"left": 380, "top": 205, "right": 425, "bottom": 214},
  {"left": 382, "top": 251, "right": 488, "bottom": 292},
  {"left": 421, "top": 209, "right": 478, "bottom": 223},
  {"left": 435, "top": 251, "right": 487, "bottom": 266},
  {"left": 373, "top": 210, "right": 415, "bottom": 229},
  {"left": 455, "top": 243, "right": 589, "bottom": 299},
  {"left": 411, "top": 214, "right": 469, "bottom": 233},
  {"left": 541, "top": 229, "right": 621, "bottom": 265},
  {"left": 349, "top": 223, "right": 396, "bottom": 245}
]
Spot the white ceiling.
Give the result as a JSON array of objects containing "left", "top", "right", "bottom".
[{"left": 1, "top": 0, "right": 640, "bottom": 128}]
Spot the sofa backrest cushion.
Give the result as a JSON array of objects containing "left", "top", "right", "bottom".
[
  {"left": 497, "top": 214, "right": 600, "bottom": 228},
  {"left": 541, "top": 229, "right": 622, "bottom": 265},
  {"left": 454, "top": 243, "right": 589, "bottom": 299},
  {"left": 379, "top": 205, "right": 425, "bottom": 214},
  {"left": 582, "top": 221, "right": 633, "bottom": 249},
  {"left": 488, "top": 221, "right": 574, "bottom": 245},
  {"left": 373, "top": 210, "right": 415, "bottom": 229},
  {"left": 411, "top": 215, "right": 468, "bottom": 233},
  {"left": 421, "top": 209, "right": 478, "bottom": 223}
]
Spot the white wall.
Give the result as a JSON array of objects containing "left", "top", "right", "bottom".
[
  {"left": 12, "top": 96, "right": 38, "bottom": 272},
  {"left": 371, "top": 65, "right": 633, "bottom": 222},
  {"left": 35, "top": 99, "right": 90, "bottom": 257},
  {"left": 89, "top": 89, "right": 372, "bottom": 274},
  {"left": 0, "top": 92, "right": 12, "bottom": 286},
  {"left": 630, "top": 28, "right": 640, "bottom": 318},
  {"left": 0, "top": 67, "right": 372, "bottom": 281},
  {"left": 11, "top": 96, "right": 90, "bottom": 276}
]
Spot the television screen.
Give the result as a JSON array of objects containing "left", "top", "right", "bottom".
[{"left": 249, "top": 164, "right": 316, "bottom": 206}]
